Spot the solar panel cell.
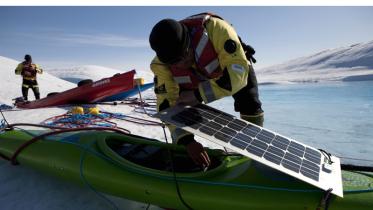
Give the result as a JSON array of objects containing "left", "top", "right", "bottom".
[
  {"left": 235, "top": 133, "right": 253, "bottom": 144},
  {"left": 287, "top": 146, "right": 305, "bottom": 158},
  {"left": 220, "top": 114, "right": 235, "bottom": 122},
  {"left": 264, "top": 152, "right": 282, "bottom": 165},
  {"left": 242, "top": 125, "right": 261, "bottom": 137},
  {"left": 274, "top": 136, "right": 290, "bottom": 146},
  {"left": 214, "top": 117, "right": 230, "bottom": 126},
  {"left": 256, "top": 132, "right": 274, "bottom": 144},
  {"left": 284, "top": 152, "right": 302, "bottom": 165},
  {"left": 302, "top": 159, "right": 320, "bottom": 173},
  {"left": 205, "top": 121, "right": 223, "bottom": 130},
  {"left": 301, "top": 166, "right": 319, "bottom": 181},
  {"left": 251, "top": 139, "right": 269, "bottom": 151},
  {"left": 282, "top": 159, "right": 301, "bottom": 173},
  {"left": 246, "top": 145, "right": 265, "bottom": 157},
  {"left": 221, "top": 127, "right": 237, "bottom": 137},
  {"left": 214, "top": 132, "right": 232, "bottom": 142},
  {"left": 259, "top": 129, "right": 275, "bottom": 138},
  {"left": 271, "top": 141, "right": 288, "bottom": 150},
  {"left": 227, "top": 120, "right": 246, "bottom": 131},
  {"left": 305, "top": 147, "right": 321, "bottom": 158},
  {"left": 232, "top": 119, "right": 247, "bottom": 127},
  {"left": 199, "top": 126, "right": 216, "bottom": 136},
  {"left": 230, "top": 138, "right": 249, "bottom": 149},
  {"left": 267, "top": 146, "right": 285, "bottom": 158},
  {"left": 198, "top": 109, "right": 215, "bottom": 119},
  {"left": 305, "top": 148, "right": 322, "bottom": 164},
  {"left": 304, "top": 153, "right": 321, "bottom": 164},
  {"left": 289, "top": 141, "right": 305, "bottom": 152}
]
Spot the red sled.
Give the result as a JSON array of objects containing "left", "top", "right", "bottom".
[{"left": 16, "top": 70, "right": 136, "bottom": 109}]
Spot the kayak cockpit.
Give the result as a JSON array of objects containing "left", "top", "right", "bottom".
[{"left": 101, "top": 134, "right": 224, "bottom": 173}]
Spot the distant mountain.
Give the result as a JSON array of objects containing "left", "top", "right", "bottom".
[
  {"left": 46, "top": 65, "right": 125, "bottom": 84},
  {"left": 257, "top": 40, "right": 373, "bottom": 84},
  {"left": 47, "top": 65, "right": 154, "bottom": 84}
]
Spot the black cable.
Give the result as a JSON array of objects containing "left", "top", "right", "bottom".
[
  {"left": 145, "top": 203, "right": 151, "bottom": 210},
  {"left": 161, "top": 124, "right": 193, "bottom": 210},
  {"left": 0, "top": 108, "right": 10, "bottom": 126},
  {"left": 317, "top": 188, "right": 333, "bottom": 210},
  {"left": 319, "top": 149, "right": 334, "bottom": 164}
]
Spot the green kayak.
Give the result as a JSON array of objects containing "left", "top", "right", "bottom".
[{"left": 0, "top": 129, "right": 372, "bottom": 210}]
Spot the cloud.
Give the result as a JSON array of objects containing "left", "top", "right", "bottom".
[
  {"left": 14, "top": 31, "right": 149, "bottom": 48},
  {"left": 52, "top": 33, "right": 149, "bottom": 48}
]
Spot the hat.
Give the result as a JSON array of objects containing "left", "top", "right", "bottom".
[
  {"left": 149, "top": 19, "right": 189, "bottom": 64},
  {"left": 24, "top": 54, "right": 32, "bottom": 62}
]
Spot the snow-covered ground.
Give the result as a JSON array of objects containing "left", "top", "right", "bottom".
[
  {"left": 0, "top": 55, "right": 217, "bottom": 210},
  {"left": 1, "top": 40, "right": 373, "bottom": 210}
]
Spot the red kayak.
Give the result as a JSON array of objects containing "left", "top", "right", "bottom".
[{"left": 16, "top": 70, "right": 136, "bottom": 109}]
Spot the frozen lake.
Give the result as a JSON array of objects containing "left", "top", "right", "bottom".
[{"left": 210, "top": 81, "right": 373, "bottom": 166}]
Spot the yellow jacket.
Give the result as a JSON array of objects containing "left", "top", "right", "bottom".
[
  {"left": 15, "top": 62, "right": 43, "bottom": 81},
  {"left": 151, "top": 16, "right": 251, "bottom": 143}
]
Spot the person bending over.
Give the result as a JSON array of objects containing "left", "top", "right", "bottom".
[{"left": 149, "top": 13, "right": 264, "bottom": 168}]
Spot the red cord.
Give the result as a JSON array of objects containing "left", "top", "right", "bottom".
[{"left": 0, "top": 153, "right": 10, "bottom": 161}]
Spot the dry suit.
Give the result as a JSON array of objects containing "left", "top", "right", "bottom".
[
  {"left": 15, "top": 61, "right": 43, "bottom": 100},
  {"left": 150, "top": 13, "right": 264, "bottom": 144}
]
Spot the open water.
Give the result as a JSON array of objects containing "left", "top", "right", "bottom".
[{"left": 211, "top": 81, "right": 373, "bottom": 166}]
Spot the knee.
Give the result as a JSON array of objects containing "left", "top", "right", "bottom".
[{"left": 240, "top": 112, "right": 264, "bottom": 127}]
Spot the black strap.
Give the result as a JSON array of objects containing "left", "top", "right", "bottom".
[{"left": 316, "top": 188, "right": 333, "bottom": 210}]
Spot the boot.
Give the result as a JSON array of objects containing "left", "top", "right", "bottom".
[{"left": 240, "top": 112, "right": 264, "bottom": 127}]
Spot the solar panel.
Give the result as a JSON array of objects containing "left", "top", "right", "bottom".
[{"left": 155, "top": 104, "right": 343, "bottom": 197}]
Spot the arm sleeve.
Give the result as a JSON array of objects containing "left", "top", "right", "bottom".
[
  {"left": 35, "top": 64, "right": 43, "bottom": 74},
  {"left": 150, "top": 57, "right": 193, "bottom": 144},
  {"left": 15, "top": 64, "right": 23, "bottom": 75},
  {"left": 197, "top": 18, "right": 250, "bottom": 103}
]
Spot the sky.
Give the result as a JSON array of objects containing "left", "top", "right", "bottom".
[{"left": 1, "top": 6, "right": 373, "bottom": 71}]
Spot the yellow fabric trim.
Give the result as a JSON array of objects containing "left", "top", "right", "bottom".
[
  {"left": 23, "top": 77, "right": 37, "bottom": 81},
  {"left": 15, "top": 64, "right": 23, "bottom": 75},
  {"left": 240, "top": 112, "right": 264, "bottom": 118},
  {"left": 151, "top": 57, "right": 180, "bottom": 112}
]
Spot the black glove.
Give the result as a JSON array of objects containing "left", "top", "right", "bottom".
[
  {"left": 238, "top": 36, "right": 257, "bottom": 63},
  {"left": 243, "top": 44, "right": 256, "bottom": 64}
]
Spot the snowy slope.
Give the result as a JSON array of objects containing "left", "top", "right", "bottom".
[
  {"left": 47, "top": 65, "right": 154, "bottom": 84},
  {"left": 0, "top": 56, "right": 76, "bottom": 104},
  {"left": 257, "top": 40, "right": 373, "bottom": 84}
]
